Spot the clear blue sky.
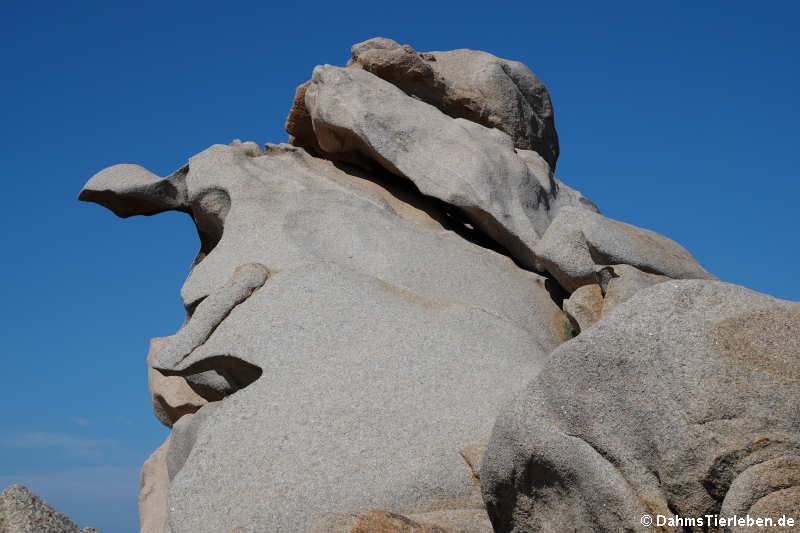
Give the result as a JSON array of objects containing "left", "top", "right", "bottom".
[{"left": 2, "top": 2, "right": 798, "bottom": 531}]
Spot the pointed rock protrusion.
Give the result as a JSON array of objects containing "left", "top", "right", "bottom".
[
  {"left": 0, "top": 484, "right": 96, "bottom": 532},
  {"left": 78, "top": 163, "right": 189, "bottom": 218}
]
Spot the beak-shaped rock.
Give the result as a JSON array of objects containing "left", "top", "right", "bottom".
[{"left": 78, "top": 163, "right": 189, "bottom": 217}]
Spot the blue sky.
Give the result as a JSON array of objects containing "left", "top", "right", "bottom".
[{"left": 2, "top": 2, "right": 798, "bottom": 531}]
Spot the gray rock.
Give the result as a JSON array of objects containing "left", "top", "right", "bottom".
[
  {"left": 163, "top": 261, "right": 545, "bottom": 532},
  {"left": 348, "top": 37, "right": 560, "bottom": 169},
  {"left": 481, "top": 280, "right": 800, "bottom": 532},
  {"left": 151, "top": 263, "right": 269, "bottom": 400},
  {"left": 79, "top": 142, "right": 568, "bottom": 532},
  {"left": 138, "top": 436, "right": 170, "bottom": 533},
  {"left": 0, "top": 485, "right": 85, "bottom": 533},
  {"left": 534, "top": 206, "right": 715, "bottom": 292},
  {"left": 79, "top": 41, "right": 739, "bottom": 533},
  {"left": 166, "top": 403, "right": 219, "bottom": 481},
  {"left": 304, "top": 65, "right": 592, "bottom": 269},
  {"left": 78, "top": 164, "right": 188, "bottom": 218}
]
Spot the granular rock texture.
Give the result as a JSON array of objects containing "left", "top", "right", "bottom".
[
  {"left": 0, "top": 485, "right": 96, "bottom": 533},
  {"left": 75, "top": 37, "right": 798, "bottom": 533},
  {"left": 481, "top": 281, "right": 800, "bottom": 532},
  {"left": 138, "top": 436, "right": 170, "bottom": 533}
]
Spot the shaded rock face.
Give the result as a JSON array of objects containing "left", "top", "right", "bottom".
[
  {"left": 0, "top": 485, "right": 94, "bottom": 533},
  {"left": 481, "top": 280, "right": 800, "bottom": 532},
  {"left": 78, "top": 38, "right": 725, "bottom": 533}
]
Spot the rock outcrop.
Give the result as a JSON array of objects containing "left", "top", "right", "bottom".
[
  {"left": 73, "top": 36, "right": 795, "bottom": 533},
  {"left": 300, "top": 64, "right": 592, "bottom": 270},
  {"left": 481, "top": 280, "right": 800, "bottom": 532},
  {"left": 534, "top": 206, "right": 715, "bottom": 293},
  {"left": 81, "top": 139, "right": 567, "bottom": 530},
  {"left": 347, "top": 37, "right": 559, "bottom": 170},
  {"left": 0, "top": 485, "right": 97, "bottom": 533},
  {"left": 138, "top": 436, "right": 170, "bottom": 533}
]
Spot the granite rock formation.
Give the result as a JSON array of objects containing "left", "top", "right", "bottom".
[
  {"left": 76, "top": 37, "right": 798, "bottom": 533},
  {"left": 481, "top": 281, "right": 800, "bottom": 532},
  {"left": 0, "top": 485, "right": 98, "bottom": 533}
]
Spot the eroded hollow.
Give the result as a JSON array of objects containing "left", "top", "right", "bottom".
[
  {"left": 189, "top": 187, "right": 231, "bottom": 266},
  {"left": 159, "top": 355, "right": 263, "bottom": 402}
]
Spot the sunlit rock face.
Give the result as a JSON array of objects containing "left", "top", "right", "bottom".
[
  {"left": 76, "top": 38, "right": 761, "bottom": 533},
  {"left": 80, "top": 140, "right": 571, "bottom": 532},
  {"left": 0, "top": 485, "right": 96, "bottom": 533}
]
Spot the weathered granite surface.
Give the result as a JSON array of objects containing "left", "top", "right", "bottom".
[
  {"left": 72, "top": 38, "right": 782, "bottom": 533},
  {"left": 0, "top": 485, "right": 97, "bottom": 533},
  {"left": 481, "top": 280, "right": 800, "bottom": 532}
]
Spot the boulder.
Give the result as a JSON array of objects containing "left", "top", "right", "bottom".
[
  {"left": 304, "top": 65, "right": 592, "bottom": 269},
  {"left": 601, "top": 264, "right": 670, "bottom": 315},
  {"left": 347, "top": 37, "right": 559, "bottom": 169},
  {"left": 534, "top": 206, "right": 714, "bottom": 292},
  {"left": 80, "top": 142, "right": 569, "bottom": 532},
  {"left": 138, "top": 436, "right": 170, "bottom": 533},
  {"left": 0, "top": 485, "right": 87, "bottom": 533},
  {"left": 563, "top": 283, "right": 603, "bottom": 331},
  {"left": 481, "top": 280, "right": 800, "bottom": 532}
]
